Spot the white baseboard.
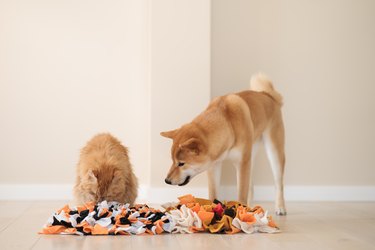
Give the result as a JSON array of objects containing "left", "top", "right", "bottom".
[
  {"left": 0, "top": 184, "right": 74, "bottom": 200},
  {"left": 140, "top": 185, "right": 375, "bottom": 203},
  {"left": 0, "top": 184, "right": 374, "bottom": 202}
]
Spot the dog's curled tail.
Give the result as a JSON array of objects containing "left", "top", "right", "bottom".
[{"left": 250, "top": 73, "right": 283, "bottom": 106}]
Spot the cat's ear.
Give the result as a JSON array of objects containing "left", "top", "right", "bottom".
[
  {"left": 87, "top": 170, "right": 98, "bottom": 182},
  {"left": 112, "top": 170, "right": 122, "bottom": 181},
  {"left": 160, "top": 129, "right": 178, "bottom": 139}
]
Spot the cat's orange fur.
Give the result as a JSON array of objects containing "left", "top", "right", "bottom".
[{"left": 73, "top": 133, "right": 138, "bottom": 205}]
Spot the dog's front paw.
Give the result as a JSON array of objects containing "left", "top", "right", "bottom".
[{"left": 275, "top": 207, "right": 287, "bottom": 216}]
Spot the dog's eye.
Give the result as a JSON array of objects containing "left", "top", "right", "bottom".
[{"left": 177, "top": 162, "right": 185, "bottom": 167}]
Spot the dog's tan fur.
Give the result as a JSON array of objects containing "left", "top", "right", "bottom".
[
  {"left": 161, "top": 74, "right": 286, "bottom": 215},
  {"left": 73, "top": 133, "right": 138, "bottom": 205}
]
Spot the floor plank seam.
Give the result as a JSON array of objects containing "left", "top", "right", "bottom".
[
  {"left": 0, "top": 201, "right": 36, "bottom": 234},
  {"left": 29, "top": 235, "right": 42, "bottom": 250}
]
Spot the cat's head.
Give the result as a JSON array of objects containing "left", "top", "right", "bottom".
[{"left": 81, "top": 167, "right": 125, "bottom": 202}]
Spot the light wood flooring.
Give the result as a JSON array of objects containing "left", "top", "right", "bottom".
[{"left": 0, "top": 201, "right": 374, "bottom": 250}]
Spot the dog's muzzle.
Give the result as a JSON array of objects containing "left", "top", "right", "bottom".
[
  {"left": 178, "top": 176, "right": 190, "bottom": 186},
  {"left": 165, "top": 175, "right": 191, "bottom": 186},
  {"left": 164, "top": 178, "right": 172, "bottom": 185}
]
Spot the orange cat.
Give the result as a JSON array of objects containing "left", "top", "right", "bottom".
[{"left": 73, "top": 133, "right": 138, "bottom": 205}]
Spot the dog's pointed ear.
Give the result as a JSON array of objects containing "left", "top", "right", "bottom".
[
  {"left": 179, "top": 138, "right": 201, "bottom": 155},
  {"left": 160, "top": 129, "right": 178, "bottom": 139}
]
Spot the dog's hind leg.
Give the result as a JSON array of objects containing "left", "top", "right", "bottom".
[
  {"left": 247, "top": 139, "right": 261, "bottom": 205},
  {"left": 263, "top": 120, "right": 287, "bottom": 215},
  {"left": 207, "top": 162, "right": 222, "bottom": 201},
  {"left": 235, "top": 146, "right": 252, "bottom": 205}
]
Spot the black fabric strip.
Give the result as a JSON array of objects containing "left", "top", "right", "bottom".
[
  {"left": 213, "top": 199, "right": 222, "bottom": 205},
  {"left": 79, "top": 209, "right": 89, "bottom": 219},
  {"left": 119, "top": 217, "right": 131, "bottom": 225},
  {"left": 224, "top": 208, "right": 236, "bottom": 218},
  {"left": 69, "top": 210, "right": 78, "bottom": 215},
  {"left": 52, "top": 216, "right": 62, "bottom": 226},
  {"left": 60, "top": 220, "right": 73, "bottom": 228}
]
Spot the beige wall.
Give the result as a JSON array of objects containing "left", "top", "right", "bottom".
[
  {"left": 150, "top": 0, "right": 211, "bottom": 187},
  {"left": 0, "top": 0, "right": 151, "bottom": 185},
  {"left": 1, "top": 0, "right": 374, "bottom": 200},
  {"left": 212, "top": 0, "right": 375, "bottom": 186},
  {"left": 0, "top": 0, "right": 211, "bottom": 191}
]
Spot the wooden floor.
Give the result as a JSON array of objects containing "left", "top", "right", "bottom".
[{"left": 0, "top": 201, "right": 374, "bottom": 250}]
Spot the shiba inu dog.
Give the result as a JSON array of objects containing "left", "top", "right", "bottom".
[{"left": 161, "top": 74, "right": 286, "bottom": 215}]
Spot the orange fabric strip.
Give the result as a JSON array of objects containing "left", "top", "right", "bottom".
[{"left": 92, "top": 224, "right": 109, "bottom": 235}]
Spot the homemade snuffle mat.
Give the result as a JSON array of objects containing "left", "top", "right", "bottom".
[{"left": 40, "top": 194, "right": 279, "bottom": 235}]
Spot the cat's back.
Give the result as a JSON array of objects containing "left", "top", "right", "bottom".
[
  {"left": 82, "top": 133, "right": 127, "bottom": 154},
  {"left": 74, "top": 133, "right": 138, "bottom": 204},
  {"left": 79, "top": 133, "right": 129, "bottom": 169}
]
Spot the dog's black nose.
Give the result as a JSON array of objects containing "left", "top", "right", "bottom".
[{"left": 165, "top": 178, "right": 172, "bottom": 185}]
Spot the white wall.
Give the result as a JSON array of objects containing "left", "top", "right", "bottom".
[
  {"left": 0, "top": 0, "right": 212, "bottom": 201},
  {"left": 150, "top": 0, "right": 211, "bottom": 188},
  {"left": 212, "top": 0, "right": 375, "bottom": 187},
  {"left": 0, "top": 0, "right": 150, "bottom": 185},
  {"left": 1, "top": 0, "right": 374, "bottom": 202}
]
